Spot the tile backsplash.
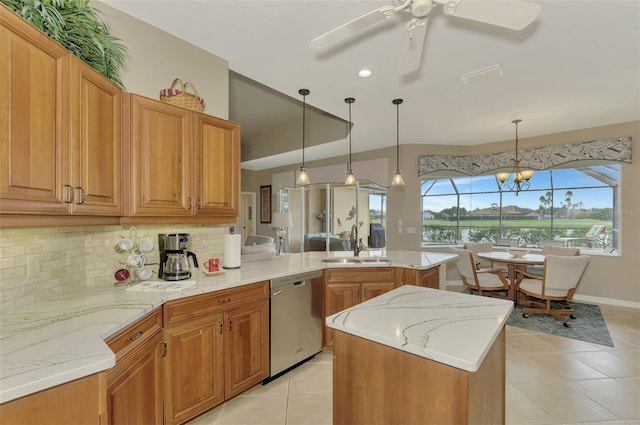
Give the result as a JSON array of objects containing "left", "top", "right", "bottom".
[{"left": 0, "top": 224, "right": 227, "bottom": 311}]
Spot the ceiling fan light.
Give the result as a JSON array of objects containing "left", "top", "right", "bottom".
[{"left": 358, "top": 69, "right": 372, "bottom": 78}]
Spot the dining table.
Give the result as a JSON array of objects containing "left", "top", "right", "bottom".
[{"left": 477, "top": 251, "right": 545, "bottom": 304}]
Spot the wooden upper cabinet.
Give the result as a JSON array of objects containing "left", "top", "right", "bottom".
[
  {"left": 125, "top": 94, "right": 240, "bottom": 221},
  {"left": 127, "top": 94, "right": 193, "bottom": 216},
  {"left": 193, "top": 113, "right": 240, "bottom": 217},
  {"left": 0, "top": 9, "right": 70, "bottom": 214},
  {"left": 1, "top": 7, "right": 122, "bottom": 217},
  {"left": 69, "top": 57, "right": 122, "bottom": 215}
]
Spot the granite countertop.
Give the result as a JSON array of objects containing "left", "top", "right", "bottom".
[
  {"left": 326, "top": 285, "right": 513, "bottom": 372},
  {"left": 0, "top": 250, "right": 456, "bottom": 404}
]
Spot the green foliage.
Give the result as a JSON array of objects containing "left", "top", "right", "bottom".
[
  {"left": 2, "top": 0, "right": 126, "bottom": 88},
  {"left": 422, "top": 225, "right": 457, "bottom": 243}
]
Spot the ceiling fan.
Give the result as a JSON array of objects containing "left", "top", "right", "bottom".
[{"left": 311, "top": 0, "right": 541, "bottom": 75}]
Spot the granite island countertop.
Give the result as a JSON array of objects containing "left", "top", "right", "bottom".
[
  {"left": 0, "top": 250, "right": 456, "bottom": 403},
  {"left": 326, "top": 285, "right": 514, "bottom": 372}
]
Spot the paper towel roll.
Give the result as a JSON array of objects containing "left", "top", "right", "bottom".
[{"left": 223, "top": 234, "right": 242, "bottom": 269}]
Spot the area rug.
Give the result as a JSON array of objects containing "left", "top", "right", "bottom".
[{"left": 506, "top": 302, "right": 615, "bottom": 347}]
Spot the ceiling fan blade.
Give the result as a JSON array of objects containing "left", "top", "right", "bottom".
[
  {"left": 445, "top": 0, "right": 541, "bottom": 30},
  {"left": 398, "top": 18, "right": 428, "bottom": 75},
  {"left": 311, "top": 5, "right": 396, "bottom": 49}
]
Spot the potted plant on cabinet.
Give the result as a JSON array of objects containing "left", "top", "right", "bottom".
[{"left": 1, "top": 0, "right": 126, "bottom": 88}]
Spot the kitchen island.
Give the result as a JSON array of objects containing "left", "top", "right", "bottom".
[{"left": 327, "top": 285, "right": 513, "bottom": 425}]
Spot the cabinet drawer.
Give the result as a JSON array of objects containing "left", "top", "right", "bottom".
[
  {"left": 324, "top": 268, "right": 396, "bottom": 284},
  {"left": 163, "top": 281, "right": 268, "bottom": 327},
  {"left": 105, "top": 308, "right": 162, "bottom": 361}
]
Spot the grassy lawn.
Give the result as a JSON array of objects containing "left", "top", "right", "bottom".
[{"left": 423, "top": 218, "right": 611, "bottom": 229}]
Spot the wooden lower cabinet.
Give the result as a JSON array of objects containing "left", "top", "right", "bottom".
[
  {"left": 0, "top": 373, "right": 106, "bottom": 424},
  {"left": 106, "top": 332, "right": 164, "bottom": 425},
  {"left": 163, "top": 284, "right": 269, "bottom": 425},
  {"left": 323, "top": 268, "right": 397, "bottom": 346},
  {"left": 163, "top": 314, "right": 225, "bottom": 425},
  {"left": 398, "top": 265, "right": 440, "bottom": 289},
  {"left": 333, "top": 328, "right": 506, "bottom": 425},
  {"left": 224, "top": 300, "right": 270, "bottom": 399}
]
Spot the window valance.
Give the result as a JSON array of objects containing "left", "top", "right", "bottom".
[{"left": 418, "top": 136, "right": 632, "bottom": 177}]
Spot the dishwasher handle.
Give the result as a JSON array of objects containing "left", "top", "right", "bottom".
[{"left": 293, "top": 281, "right": 305, "bottom": 287}]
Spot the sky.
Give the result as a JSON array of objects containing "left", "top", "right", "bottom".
[{"left": 421, "top": 166, "right": 618, "bottom": 212}]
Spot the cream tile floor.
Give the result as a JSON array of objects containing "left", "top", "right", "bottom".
[{"left": 188, "top": 302, "right": 639, "bottom": 425}]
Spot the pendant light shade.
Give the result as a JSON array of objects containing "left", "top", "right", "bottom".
[
  {"left": 296, "top": 89, "right": 311, "bottom": 186},
  {"left": 344, "top": 97, "right": 356, "bottom": 185},
  {"left": 391, "top": 98, "right": 405, "bottom": 187},
  {"left": 496, "top": 119, "right": 534, "bottom": 196}
]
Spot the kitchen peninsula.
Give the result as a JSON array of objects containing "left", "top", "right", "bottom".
[
  {"left": 327, "top": 285, "right": 513, "bottom": 425},
  {"left": 0, "top": 250, "right": 457, "bottom": 423}
]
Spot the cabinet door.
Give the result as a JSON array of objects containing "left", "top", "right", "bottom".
[
  {"left": 416, "top": 267, "right": 440, "bottom": 289},
  {"left": 361, "top": 281, "right": 396, "bottom": 302},
  {"left": 224, "top": 300, "right": 269, "bottom": 399},
  {"left": 129, "top": 95, "right": 192, "bottom": 216},
  {"left": 193, "top": 113, "right": 240, "bottom": 217},
  {"left": 69, "top": 57, "right": 122, "bottom": 215},
  {"left": 0, "top": 14, "right": 70, "bottom": 214},
  {"left": 324, "top": 283, "right": 360, "bottom": 347},
  {"left": 163, "top": 314, "right": 224, "bottom": 425},
  {"left": 106, "top": 332, "right": 164, "bottom": 425}
]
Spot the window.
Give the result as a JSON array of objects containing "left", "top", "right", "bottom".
[{"left": 421, "top": 165, "right": 619, "bottom": 252}]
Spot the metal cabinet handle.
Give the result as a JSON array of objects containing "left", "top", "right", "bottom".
[
  {"left": 188, "top": 197, "right": 192, "bottom": 208},
  {"left": 126, "top": 331, "right": 143, "bottom": 341},
  {"left": 198, "top": 198, "right": 202, "bottom": 209},
  {"left": 75, "top": 187, "right": 85, "bottom": 204},
  {"left": 218, "top": 321, "right": 223, "bottom": 335},
  {"left": 160, "top": 341, "right": 167, "bottom": 357},
  {"left": 218, "top": 297, "right": 231, "bottom": 304},
  {"left": 228, "top": 318, "right": 232, "bottom": 331},
  {"left": 64, "top": 184, "right": 74, "bottom": 203}
]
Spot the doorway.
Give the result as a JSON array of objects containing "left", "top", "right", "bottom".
[{"left": 238, "top": 192, "right": 256, "bottom": 243}]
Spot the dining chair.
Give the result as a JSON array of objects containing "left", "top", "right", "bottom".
[
  {"left": 451, "top": 248, "right": 510, "bottom": 299},
  {"left": 463, "top": 242, "right": 494, "bottom": 270},
  {"left": 516, "top": 254, "right": 590, "bottom": 327},
  {"left": 526, "top": 246, "right": 580, "bottom": 277}
]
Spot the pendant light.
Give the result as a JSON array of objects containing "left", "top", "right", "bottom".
[
  {"left": 296, "top": 88, "right": 311, "bottom": 186},
  {"left": 391, "top": 98, "right": 405, "bottom": 187},
  {"left": 344, "top": 97, "right": 356, "bottom": 185},
  {"left": 496, "top": 119, "right": 534, "bottom": 196}
]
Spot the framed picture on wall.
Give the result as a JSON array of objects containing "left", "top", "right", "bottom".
[{"left": 260, "top": 185, "right": 272, "bottom": 223}]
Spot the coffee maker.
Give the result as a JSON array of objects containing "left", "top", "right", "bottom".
[{"left": 158, "top": 233, "right": 199, "bottom": 281}]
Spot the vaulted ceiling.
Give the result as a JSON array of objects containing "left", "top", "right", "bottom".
[{"left": 105, "top": 0, "right": 640, "bottom": 171}]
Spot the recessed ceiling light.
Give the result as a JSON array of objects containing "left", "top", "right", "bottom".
[{"left": 358, "top": 69, "right": 372, "bottom": 78}]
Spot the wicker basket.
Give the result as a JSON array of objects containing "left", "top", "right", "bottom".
[{"left": 159, "top": 78, "right": 206, "bottom": 112}]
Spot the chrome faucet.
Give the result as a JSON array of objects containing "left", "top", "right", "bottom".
[{"left": 350, "top": 223, "right": 364, "bottom": 257}]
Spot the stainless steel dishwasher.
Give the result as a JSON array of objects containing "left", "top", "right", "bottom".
[{"left": 267, "top": 271, "right": 323, "bottom": 381}]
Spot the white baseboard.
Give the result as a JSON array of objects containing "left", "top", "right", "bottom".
[
  {"left": 445, "top": 280, "right": 640, "bottom": 309},
  {"left": 573, "top": 294, "right": 640, "bottom": 309}
]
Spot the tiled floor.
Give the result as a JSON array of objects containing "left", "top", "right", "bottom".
[{"left": 188, "top": 301, "right": 640, "bottom": 425}]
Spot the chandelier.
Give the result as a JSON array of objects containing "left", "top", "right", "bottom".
[{"left": 496, "top": 119, "right": 533, "bottom": 196}]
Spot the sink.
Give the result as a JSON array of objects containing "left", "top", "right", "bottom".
[
  {"left": 357, "top": 258, "right": 390, "bottom": 263},
  {"left": 321, "top": 258, "right": 362, "bottom": 264},
  {"left": 321, "top": 257, "right": 390, "bottom": 264}
]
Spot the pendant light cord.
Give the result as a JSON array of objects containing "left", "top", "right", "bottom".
[
  {"left": 299, "top": 89, "right": 310, "bottom": 167},
  {"left": 393, "top": 98, "right": 403, "bottom": 172},
  {"left": 513, "top": 119, "right": 521, "bottom": 163},
  {"left": 345, "top": 97, "right": 355, "bottom": 170}
]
